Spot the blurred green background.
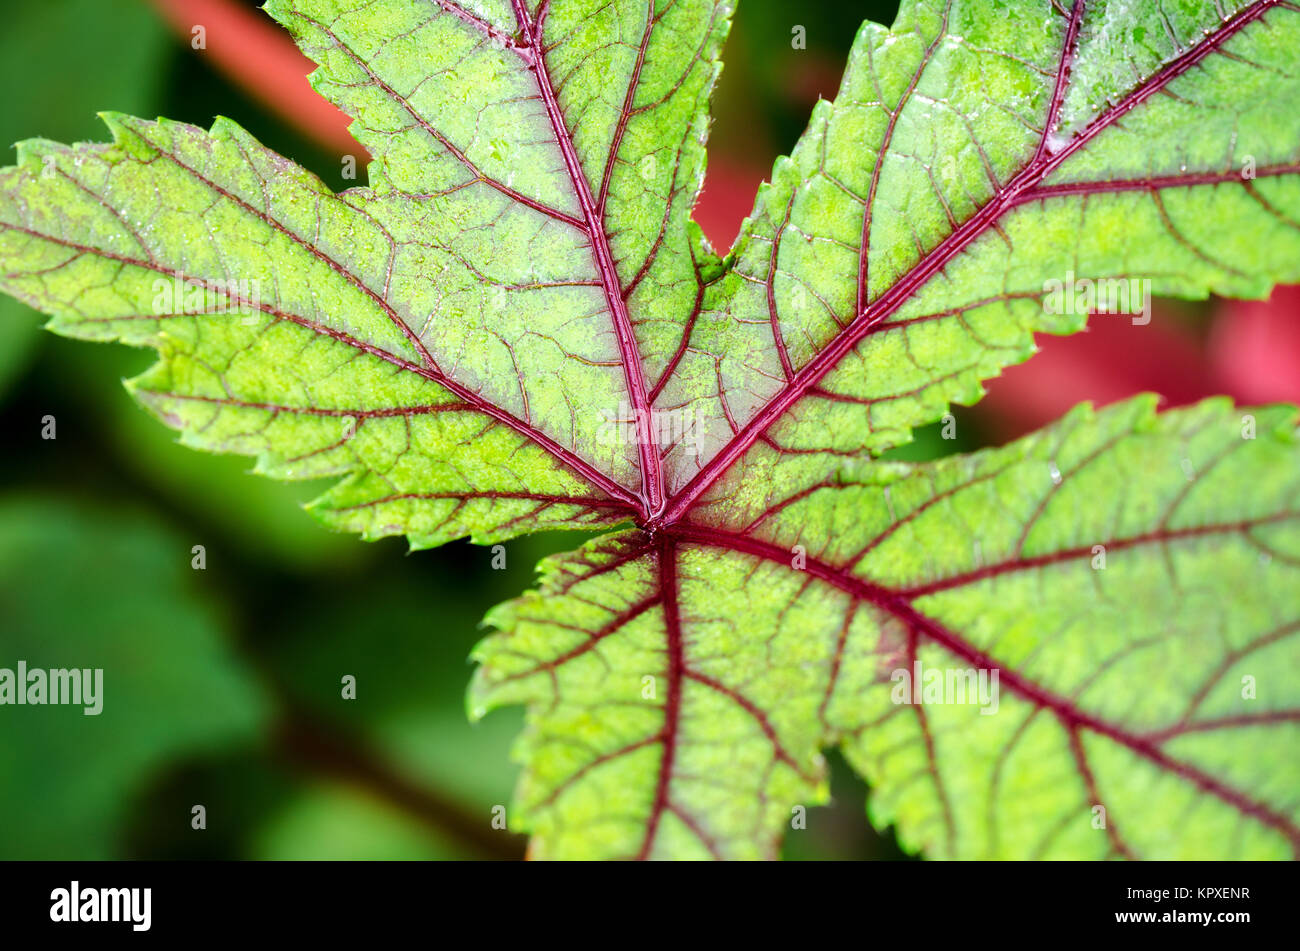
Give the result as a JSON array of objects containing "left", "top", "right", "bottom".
[{"left": 0, "top": 0, "right": 925, "bottom": 861}]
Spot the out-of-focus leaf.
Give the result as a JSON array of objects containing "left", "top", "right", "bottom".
[
  {"left": 0, "top": 314, "right": 40, "bottom": 397},
  {"left": 258, "top": 540, "right": 574, "bottom": 813},
  {"left": 253, "top": 783, "right": 461, "bottom": 859},
  {"left": 0, "top": 497, "right": 269, "bottom": 859}
]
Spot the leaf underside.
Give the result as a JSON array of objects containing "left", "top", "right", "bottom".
[{"left": 1, "top": 0, "right": 1298, "bottom": 859}]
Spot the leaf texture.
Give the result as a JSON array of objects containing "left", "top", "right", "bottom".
[
  {"left": 1, "top": 0, "right": 1299, "bottom": 859},
  {"left": 474, "top": 397, "right": 1300, "bottom": 859},
  {"left": 655, "top": 0, "right": 1300, "bottom": 525},
  {"left": 0, "top": 115, "right": 638, "bottom": 546}
]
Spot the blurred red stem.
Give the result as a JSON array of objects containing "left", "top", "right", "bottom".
[{"left": 148, "top": 0, "right": 366, "bottom": 157}]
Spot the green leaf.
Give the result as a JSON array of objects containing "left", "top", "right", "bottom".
[
  {"left": 474, "top": 397, "right": 1300, "bottom": 858},
  {"left": 0, "top": 497, "right": 268, "bottom": 859},
  {"left": 1, "top": 0, "right": 1298, "bottom": 859},
  {"left": 1, "top": 112, "right": 639, "bottom": 547},
  {"left": 0, "top": 0, "right": 171, "bottom": 396},
  {"left": 656, "top": 0, "right": 1300, "bottom": 521},
  {"left": 267, "top": 0, "right": 732, "bottom": 388}
]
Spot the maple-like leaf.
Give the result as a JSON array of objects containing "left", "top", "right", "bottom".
[
  {"left": 474, "top": 396, "right": 1300, "bottom": 858},
  {"left": 1, "top": 0, "right": 1299, "bottom": 859}
]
